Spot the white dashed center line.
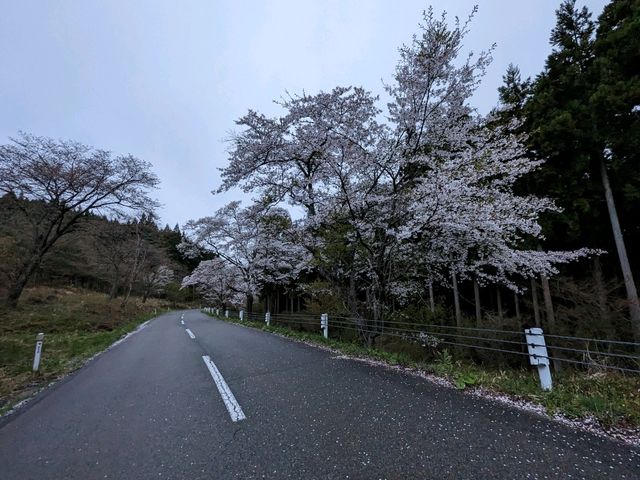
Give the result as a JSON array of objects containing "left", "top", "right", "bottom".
[
  {"left": 185, "top": 328, "right": 196, "bottom": 339},
  {"left": 202, "top": 355, "right": 246, "bottom": 422}
]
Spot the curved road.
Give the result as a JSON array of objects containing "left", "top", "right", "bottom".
[{"left": 0, "top": 310, "right": 638, "bottom": 479}]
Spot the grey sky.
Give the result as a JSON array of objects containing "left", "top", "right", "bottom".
[{"left": 0, "top": 1, "right": 608, "bottom": 227}]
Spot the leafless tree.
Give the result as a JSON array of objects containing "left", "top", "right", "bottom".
[
  {"left": 0, "top": 132, "right": 159, "bottom": 307},
  {"left": 92, "top": 220, "right": 131, "bottom": 300}
]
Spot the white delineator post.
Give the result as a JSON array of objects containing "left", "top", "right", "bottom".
[
  {"left": 225, "top": 309, "right": 229, "bottom": 318},
  {"left": 525, "top": 327, "right": 552, "bottom": 391},
  {"left": 239, "top": 310, "right": 244, "bottom": 321},
  {"left": 32, "top": 332, "right": 44, "bottom": 372},
  {"left": 321, "top": 313, "right": 329, "bottom": 339},
  {"left": 265, "top": 311, "right": 271, "bottom": 326}
]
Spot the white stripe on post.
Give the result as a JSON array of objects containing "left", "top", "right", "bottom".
[
  {"left": 321, "top": 313, "right": 328, "bottom": 339},
  {"left": 525, "top": 327, "right": 552, "bottom": 391},
  {"left": 32, "top": 332, "right": 44, "bottom": 372}
]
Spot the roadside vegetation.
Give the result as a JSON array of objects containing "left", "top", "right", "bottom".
[
  {"left": 208, "top": 312, "right": 640, "bottom": 430},
  {"left": 0, "top": 287, "right": 180, "bottom": 415},
  {"left": 0, "top": 135, "right": 199, "bottom": 414}
]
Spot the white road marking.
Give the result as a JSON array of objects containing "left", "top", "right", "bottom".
[
  {"left": 110, "top": 320, "right": 151, "bottom": 349},
  {"left": 185, "top": 328, "right": 196, "bottom": 339},
  {"left": 180, "top": 320, "right": 184, "bottom": 325},
  {"left": 202, "top": 355, "right": 246, "bottom": 422}
]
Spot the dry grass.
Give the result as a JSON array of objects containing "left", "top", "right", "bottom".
[{"left": 0, "top": 286, "right": 177, "bottom": 414}]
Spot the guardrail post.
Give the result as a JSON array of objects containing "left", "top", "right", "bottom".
[
  {"left": 239, "top": 310, "right": 244, "bottom": 321},
  {"left": 33, "top": 332, "right": 44, "bottom": 372},
  {"left": 225, "top": 309, "right": 229, "bottom": 318},
  {"left": 265, "top": 311, "right": 271, "bottom": 326},
  {"left": 321, "top": 313, "right": 328, "bottom": 339},
  {"left": 524, "top": 327, "right": 552, "bottom": 391}
]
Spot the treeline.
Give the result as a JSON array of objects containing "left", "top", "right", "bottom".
[
  {"left": 182, "top": 0, "right": 640, "bottom": 344},
  {"left": 0, "top": 195, "right": 193, "bottom": 304}
]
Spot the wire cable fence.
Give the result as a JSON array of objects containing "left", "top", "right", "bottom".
[{"left": 202, "top": 307, "right": 640, "bottom": 379}]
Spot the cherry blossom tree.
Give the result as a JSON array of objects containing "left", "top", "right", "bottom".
[
  {"left": 182, "top": 202, "right": 309, "bottom": 312},
  {"left": 310, "top": 10, "right": 569, "bottom": 341},
  {"left": 141, "top": 265, "right": 174, "bottom": 302},
  {"left": 193, "top": 7, "right": 597, "bottom": 344},
  {"left": 181, "top": 258, "right": 243, "bottom": 307},
  {"left": 219, "top": 87, "right": 381, "bottom": 219}
]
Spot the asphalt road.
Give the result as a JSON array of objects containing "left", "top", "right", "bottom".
[{"left": 1, "top": 310, "right": 638, "bottom": 479}]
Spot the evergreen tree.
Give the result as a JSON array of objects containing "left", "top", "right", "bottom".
[
  {"left": 496, "top": 63, "right": 532, "bottom": 125},
  {"left": 522, "top": 0, "right": 640, "bottom": 335},
  {"left": 525, "top": 0, "right": 602, "bottom": 250},
  {"left": 591, "top": 0, "right": 640, "bottom": 248}
]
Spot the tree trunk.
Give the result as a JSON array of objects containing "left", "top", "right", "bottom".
[
  {"left": 121, "top": 277, "right": 135, "bottom": 310},
  {"left": 540, "top": 272, "right": 561, "bottom": 372},
  {"left": 600, "top": 159, "right": 640, "bottom": 340},
  {"left": 496, "top": 287, "right": 503, "bottom": 321},
  {"left": 592, "top": 257, "right": 609, "bottom": 325},
  {"left": 531, "top": 277, "right": 541, "bottom": 327},
  {"left": 473, "top": 279, "right": 482, "bottom": 326},
  {"left": 514, "top": 291, "right": 520, "bottom": 321},
  {"left": 428, "top": 283, "right": 435, "bottom": 313},
  {"left": 348, "top": 270, "right": 358, "bottom": 317},
  {"left": 120, "top": 229, "right": 145, "bottom": 310},
  {"left": 108, "top": 273, "right": 119, "bottom": 300},
  {"left": 540, "top": 274, "right": 556, "bottom": 333},
  {"left": 5, "top": 254, "right": 42, "bottom": 308},
  {"left": 452, "top": 271, "right": 461, "bottom": 328},
  {"left": 246, "top": 293, "right": 253, "bottom": 314}
]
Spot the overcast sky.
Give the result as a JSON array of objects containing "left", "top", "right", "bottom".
[{"left": 0, "top": 0, "right": 608, "bottom": 227}]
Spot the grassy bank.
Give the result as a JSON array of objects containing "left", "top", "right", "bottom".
[
  {"left": 0, "top": 286, "right": 174, "bottom": 414},
  {"left": 208, "top": 313, "right": 640, "bottom": 430}
]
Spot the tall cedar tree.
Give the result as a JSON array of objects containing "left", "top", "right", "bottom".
[{"left": 517, "top": 0, "right": 640, "bottom": 335}]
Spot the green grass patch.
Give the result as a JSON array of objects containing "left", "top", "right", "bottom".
[
  {"left": 208, "top": 311, "right": 640, "bottom": 429},
  {"left": 0, "top": 286, "right": 173, "bottom": 414}
]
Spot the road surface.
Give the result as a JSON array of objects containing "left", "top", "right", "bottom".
[{"left": 0, "top": 310, "right": 638, "bottom": 479}]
